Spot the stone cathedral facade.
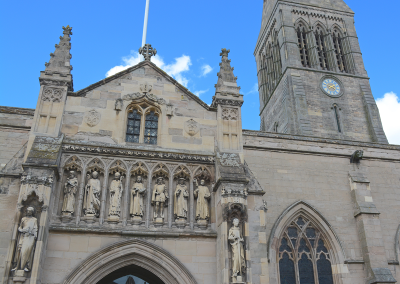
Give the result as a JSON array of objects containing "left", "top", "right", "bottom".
[{"left": 0, "top": 0, "right": 399, "bottom": 284}]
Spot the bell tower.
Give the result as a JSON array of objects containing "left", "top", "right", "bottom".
[{"left": 255, "top": 0, "right": 388, "bottom": 143}]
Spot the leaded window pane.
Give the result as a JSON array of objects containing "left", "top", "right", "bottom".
[
  {"left": 317, "top": 254, "right": 334, "bottom": 284},
  {"left": 280, "top": 238, "right": 292, "bottom": 252},
  {"left": 144, "top": 111, "right": 158, "bottom": 145},
  {"left": 279, "top": 253, "right": 296, "bottom": 284},
  {"left": 298, "top": 254, "right": 315, "bottom": 284},
  {"left": 126, "top": 109, "right": 141, "bottom": 143}
]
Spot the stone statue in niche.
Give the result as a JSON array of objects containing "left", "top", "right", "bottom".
[
  {"left": 229, "top": 218, "right": 246, "bottom": 283},
  {"left": 193, "top": 179, "right": 211, "bottom": 228},
  {"left": 61, "top": 171, "right": 78, "bottom": 216},
  {"left": 130, "top": 175, "right": 146, "bottom": 223},
  {"left": 11, "top": 207, "right": 38, "bottom": 273},
  {"left": 151, "top": 177, "right": 168, "bottom": 223},
  {"left": 174, "top": 178, "right": 189, "bottom": 225},
  {"left": 108, "top": 172, "right": 124, "bottom": 221},
  {"left": 83, "top": 171, "right": 101, "bottom": 217}
]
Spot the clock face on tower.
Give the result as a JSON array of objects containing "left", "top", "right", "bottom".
[{"left": 322, "top": 79, "right": 341, "bottom": 97}]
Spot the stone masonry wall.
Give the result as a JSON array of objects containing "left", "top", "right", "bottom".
[
  {"left": 62, "top": 64, "right": 217, "bottom": 153},
  {"left": 243, "top": 131, "right": 400, "bottom": 284},
  {"left": 42, "top": 233, "right": 217, "bottom": 284},
  {"left": 0, "top": 108, "right": 33, "bottom": 170}
]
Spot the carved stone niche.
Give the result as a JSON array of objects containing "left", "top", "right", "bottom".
[
  {"left": 59, "top": 157, "right": 82, "bottom": 223},
  {"left": 81, "top": 159, "right": 105, "bottom": 224},
  {"left": 151, "top": 164, "right": 169, "bottom": 227},
  {"left": 172, "top": 166, "right": 190, "bottom": 229},
  {"left": 129, "top": 162, "right": 148, "bottom": 225},
  {"left": 106, "top": 161, "right": 127, "bottom": 224},
  {"left": 11, "top": 193, "right": 44, "bottom": 282},
  {"left": 193, "top": 167, "right": 212, "bottom": 230},
  {"left": 223, "top": 203, "right": 248, "bottom": 284}
]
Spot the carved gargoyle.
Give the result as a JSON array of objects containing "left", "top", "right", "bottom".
[{"left": 350, "top": 150, "right": 364, "bottom": 164}]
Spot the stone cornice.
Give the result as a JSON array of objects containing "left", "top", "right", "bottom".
[
  {"left": 210, "top": 98, "right": 244, "bottom": 108},
  {"left": 0, "top": 106, "right": 35, "bottom": 116},
  {"left": 62, "top": 142, "right": 216, "bottom": 164},
  {"left": 243, "top": 130, "right": 400, "bottom": 151}
]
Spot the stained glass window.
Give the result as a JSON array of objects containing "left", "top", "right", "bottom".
[
  {"left": 278, "top": 216, "right": 335, "bottom": 284},
  {"left": 126, "top": 109, "right": 141, "bottom": 143},
  {"left": 144, "top": 111, "right": 158, "bottom": 145}
]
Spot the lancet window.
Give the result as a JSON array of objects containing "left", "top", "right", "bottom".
[
  {"left": 144, "top": 111, "right": 158, "bottom": 145},
  {"left": 297, "top": 23, "right": 311, "bottom": 68},
  {"left": 315, "top": 26, "right": 328, "bottom": 70},
  {"left": 332, "top": 104, "right": 342, "bottom": 133},
  {"left": 278, "top": 216, "right": 335, "bottom": 284},
  {"left": 126, "top": 105, "right": 159, "bottom": 145},
  {"left": 258, "top": 31, "right": 283, "bottom": 105},
  {"left": 332, "top": 28, "right": 347, "bottom": 73}
]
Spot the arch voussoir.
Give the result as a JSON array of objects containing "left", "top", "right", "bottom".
[{"left": 62, "top": 239, "right": 198, "bottom": 284}]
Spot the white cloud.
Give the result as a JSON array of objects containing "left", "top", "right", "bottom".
[
  {"left": 246, "top": 83, "right": 259, "bottom": 95},
  {"left": 201, "top": 64, "right": 213, "bottom": 77},
  {"left": 105, "top": 52, "right": 191, "bottom": 87},
  {"left": 193, "top": 89, "right": 209, "bottom": 97},
  {"left": 376, "top": 92, "right": 400, "bottom": 145}
]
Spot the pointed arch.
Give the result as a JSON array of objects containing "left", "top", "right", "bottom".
[
  {"left": 62, "top": 239, "right": 198, "bottom": 284},
  {"left": 295, "top": 19, "right": 311, "bottom": 68},
  {"left": 331, "top": 24, "right": 347, "bottom": 73},
  {"left": 269, "top": 201, "right": 346, "bottom": 284},
  {"left": 313, "top": 22, "right": 329, "bottom": 70},
  {"left": 268, "top": 200, "right": 346, "bottom": 263}
]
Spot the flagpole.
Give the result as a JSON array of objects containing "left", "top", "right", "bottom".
[{"left": 140, "top": 0, "right": 150, "bottom": 62}]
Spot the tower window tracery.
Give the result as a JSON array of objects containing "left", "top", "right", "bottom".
[
  {"left": 333, "top": 29, "right": 347, "bottom": 73},
  {"left": 258, "top": 31, "right": 283, "bottom": 105},
  {"left": 315, "top": 26, "right": 328, "bottom": 70},
  {"left": 278, "top": 216, "right": 335, "bottom": 284},
  {"left": 297, "top": 23, "right": 310, "bottom": 68}
]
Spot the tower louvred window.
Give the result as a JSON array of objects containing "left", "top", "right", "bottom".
[
  {"left": 315, "top": 27, "right": 328, "bottom": 70},
  {"left": 333, "top": 29, "right": 347, "bottom": 73},
  {"left": 297, "top": 24, "right": 310, "bottom": 68},
  {"left": 278, "top": 216, "right": 335, "bottom": 284}
]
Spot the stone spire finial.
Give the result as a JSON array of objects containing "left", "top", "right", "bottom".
[
  {"left": 44, "top": 26, "right": 73, "bottom": 75},
  {"left": 214, "top": 48, "right": 240, "bottom": 95},
  {"left": 139, "top": 44, "right": 157, "bottom": 61}
]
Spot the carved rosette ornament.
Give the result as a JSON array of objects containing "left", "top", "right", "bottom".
[{"left": 84, "top": 109, "right": 101, "bottom": 127}]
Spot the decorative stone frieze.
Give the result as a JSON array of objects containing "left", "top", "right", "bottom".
[
  {"left": 62, "top": 144, "right": 216, "bottom": 163},
  {"left": 217, "top": 152, "right": 241, "bottom": 167},
  {"left": 222, "top": 108, "right": 238, "bottom": 120},
  {"left": 210, "top": 98, "right": 244, "bottom": 108}
]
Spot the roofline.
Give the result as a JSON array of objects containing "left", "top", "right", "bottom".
[{"left": 67, "top": 60, "right": 216, "bottom": 112}]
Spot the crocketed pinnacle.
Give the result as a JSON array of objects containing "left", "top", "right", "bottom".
[
  {"left": 215, "top": 48, "right": 241, "bottom": 96},
  {"left": 44, "top": 25, "right": 73, "bottom": 75}
]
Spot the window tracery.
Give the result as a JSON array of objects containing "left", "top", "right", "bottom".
[
  {"left": 332, "top": 103, "right": 342, "bottom": 133},
  {"left": 332, "top": 28, "right": 347, "bottom": 73},
  {"left": 278, "top": 216, "right": 334, "bottom": 284},
  {"left": 126, "top": 104, "right": 160, "bottom": 145}
]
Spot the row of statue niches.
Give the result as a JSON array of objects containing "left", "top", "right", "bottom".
[{"left": 60, "top": 170, "right": 212, "bottom": 228}]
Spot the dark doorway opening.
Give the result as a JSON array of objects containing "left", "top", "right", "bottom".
[{"left": 97, "top": 264, "right": 165, "bottom": 284}]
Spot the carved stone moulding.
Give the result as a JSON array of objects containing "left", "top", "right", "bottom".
[
  {"left": 222, "top": 203, "right": 248, "bottom": 224},
  {"left": 62, "top": 144, "right": 216, "bottom": 164},
  {"left": 210, "top": 98, "right": 244, "bottom": 108}
]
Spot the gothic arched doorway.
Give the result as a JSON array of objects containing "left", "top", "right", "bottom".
[
  {"left": 62, "top": 239, "right": 197, "bottom": 284},
  {"left": 98, "top": 264, "right": 164, "bottom": 284}
]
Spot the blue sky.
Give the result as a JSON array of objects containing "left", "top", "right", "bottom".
[{"left": 1, "top": 0, "right": 399, "bottom": 143}]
